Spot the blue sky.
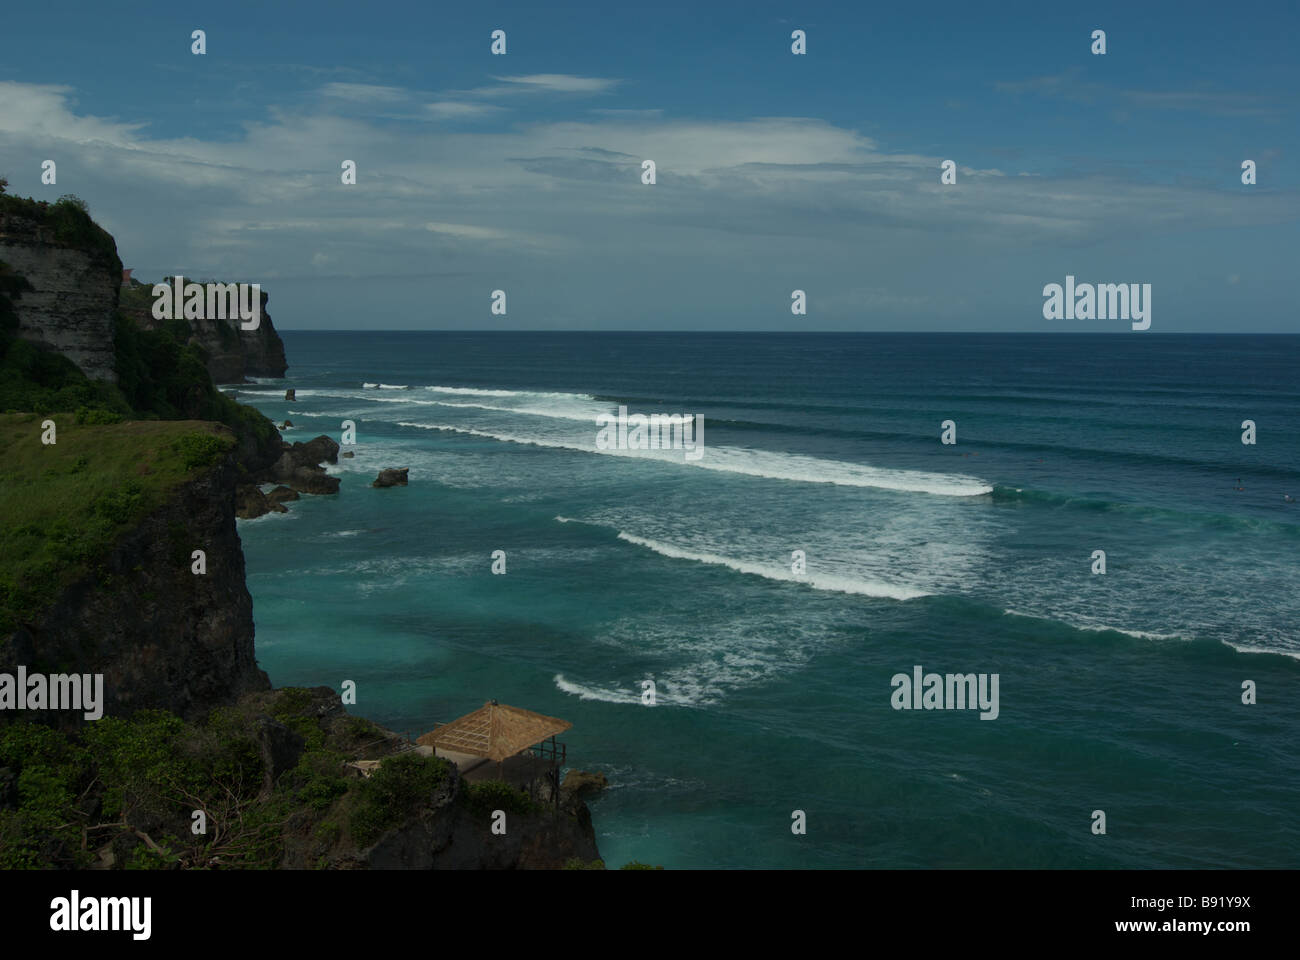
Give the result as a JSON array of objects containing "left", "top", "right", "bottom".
[{"left": 0, "top": 0, "right": 1296, "bottom": 330}]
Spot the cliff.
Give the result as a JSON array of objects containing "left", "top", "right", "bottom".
[
  {"left": 0, "top": 415, "right": 270, "bottom": 724},
  {"left": 0, "top": 194, "right": 603, "bottom": 870},
  {"left": 121, "top": 280, "right": 288, "bottom": 383},
  {"left": 0, "top": 202, "right": 121, "bottom": 383},
  {"left": 0, "top": 191, "right": 288, "bottom": 388}
]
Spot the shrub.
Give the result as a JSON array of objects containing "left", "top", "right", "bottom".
[
  {"left": 348, "top": 753, "right": 451, "bottom": 847},
  {"left": 172, "top": 431, "right": 228, "bottom": 470},
  {"left": 463, "top": 779, "right": 539, "bottom": 817}
]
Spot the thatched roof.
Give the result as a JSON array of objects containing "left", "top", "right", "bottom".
[{"left": 417, "top": 701, "right": 572, "bottom": 762}]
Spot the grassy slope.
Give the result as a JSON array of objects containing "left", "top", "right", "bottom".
[{"left": 0, "top": 413, "right": 233, "bottom": 634}]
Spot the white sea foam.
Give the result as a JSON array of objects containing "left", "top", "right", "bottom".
[
  {"left": 1220, "top": 640, "right": 1300, "bottom": 661},
  {"left": 396, "top": 422, "right": 992, "bottom": 496},
  {"left": 424, "top": 399, "right": 609, "bottom": 421},
  {"left": 426, "top": 385, "right": 594, "bottom": 399},
  {"left": 1002, "top": 608, "right": 1182, "bottom": 641},
  {"left": 553, "top": 674, "right": 642, "bottom": 704},
  {"left": 616, "top": 532, "right": 928, "bottom": 600}
]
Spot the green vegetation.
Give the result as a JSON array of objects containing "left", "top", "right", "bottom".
[
  {"left": 562, "top": 857, "right": 607, "bottom": 870},
  {"left": 619, "top": 860, "right": 664, "bottom": 870},
  {"left": 0, "top": 192, "right": 120, "bottom": 277},
  {"left": 462, "top": 778, "right": 541, "bottom": 818},
  {"left": 348, "top": 752, "right": 452, "bottom": 847},
  {"left": 0, "top": 191, "right": 278, "bottom": 458},
  {"left": 0, "top": 688, "right": 419, "bottom": 870},
  {"left": 0, "top": 414, "right": 234, "bottom": 634},
  {"left": 0, "top": 193, "right": 282, "bottom": 632}
]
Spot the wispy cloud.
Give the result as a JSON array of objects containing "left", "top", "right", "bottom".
[
  {"left": 995, "top": 71, "right": 1290, "bottom": 119},
  {"left": 321, "top": 82, "right": 410, "bottom": 103}
]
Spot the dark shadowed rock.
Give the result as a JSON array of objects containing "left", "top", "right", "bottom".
[
  {"left": 0, "top": 453, "right": 271, "bottom": 724},
  {"left": 235, "top": 483, "right": 285, "bottom": 519},
  {"left": 341, "top": 451, "right": 354, "bottom": 459},
  {"left": 265, "top": 439, "right": 342, "bottom": 495},
  {"left": 290, "top": 467, "right": 340, "bottom": 495},
  {"left": 561, "top": 770, "right": 609, "bottom": 804},
  {"left": 285, "top": 388, "right": 296, "bottom": 401},
  {"left": 281, "top": 420, "right": 292, "bottom": 429},
  {"left": 254, "top": 717, "right": 306, "bottom": 801},
  {"left": 373, "top": 468, "right": 409, "bottom": 488},
  {"left": 266, "top": 485, "right": 299, "bottom": 505},
  {"left": 292, "top": 435, "right": 339, "bottom": 465}
]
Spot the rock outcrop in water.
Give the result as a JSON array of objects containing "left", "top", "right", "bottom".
[
  {"left": 373, "top": 468, "right": 409, "bottom": 488},
  {"left": 265, "top": 435, "right": 341, "bottom": 495}
]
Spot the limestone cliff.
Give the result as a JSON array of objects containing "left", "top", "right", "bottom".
[{"left": 0, "top": 207, "right": 121, "bottom": 383}]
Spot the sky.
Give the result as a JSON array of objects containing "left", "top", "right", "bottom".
[{"left": 0, "top": 0, "right": 1296, "bottom": 331}]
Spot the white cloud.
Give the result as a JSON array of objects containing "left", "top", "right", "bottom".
[
  {"left": 424, "top": 101, "right": 504, "bottom": 120},
  {"left": 0, "top": 81, "right": 1291, "bottom": 328},
  {"left": 320, "top": 83, "right": 410, "bottom": 103},
  {"left": 490, "top": 74, "right": 621, "bottom": 94}
]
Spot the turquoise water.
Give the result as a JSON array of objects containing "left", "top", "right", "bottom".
[{"left": 234, "top": 332, "right": 1300, "bottom": 868}]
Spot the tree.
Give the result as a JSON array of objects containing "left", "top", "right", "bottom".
[{"left": 55, "top": 193, "right": 88, "bottom": 213}]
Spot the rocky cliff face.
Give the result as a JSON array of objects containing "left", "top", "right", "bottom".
[
  {"left": 239, "top": 289, "right": 289, "bottom": 379},
  {"left": 0, "top": 449, "right": 270, "bottom": 724},
  {"left": 359, "top": 774, "right": 603, "bottom": 870},
  {"left": 124, "top": 284, "right": 288, "bottom": 384},
  {"left": 0, "top": 210, "right": 120, "bottom": 383}
]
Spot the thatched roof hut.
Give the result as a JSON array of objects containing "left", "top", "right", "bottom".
[{"left": 417, "top": 700, "right": 572, "bottom": 762}]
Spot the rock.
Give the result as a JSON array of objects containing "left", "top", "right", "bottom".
[
  {"left": 372, "top": 468, "right": 409, "bottom": 488},
  {"left": 281, "top": 420, "right": 292, "bottom": 429},
  {"left": 561, "top": 770, "right": 608, "bottom": 804},
  {"left": 265, "top": 485, "right": 299, "bottom": 505},
  {"left": 254, "top": 717, "right": 306, "bottom": 801},
  {"left": 264, "top": 437, "right": 342, "bottom": 495},
  {"left": 290, "top": 467, "right": 340, "bottom": 495},
  {"left": 0, "top": 210, "right": 121, "bottom": 382},
  {"left": 341, "top": 451, "right": 354, "bottom": 459},
  {"left": 0, "top": 453, "right": 272, "bottom": 725},
  {"left": 291, "top": 435, "right": 339, "bottom": 465},
  {"left": 285, "top": 389, "right": 296, "bottom": 401},
  {"left": 235, "top": 483, "right": 285, "bottom": 519}
]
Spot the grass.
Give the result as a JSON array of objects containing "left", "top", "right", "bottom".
[{"left": 0, "top": 414, "right": 234, "bottom": 633}]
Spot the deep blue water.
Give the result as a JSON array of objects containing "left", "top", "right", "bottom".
[{"left": 232, "top": 332, "right": 1300, "bottom": 868}]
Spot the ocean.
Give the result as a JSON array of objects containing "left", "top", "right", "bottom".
[{"left": 232, "top": 332, "right": 1300, "bottom": 868}]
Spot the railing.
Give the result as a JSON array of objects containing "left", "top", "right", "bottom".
[{"left": 527, "top": 736, "right": 566, "bottom": 766}]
